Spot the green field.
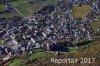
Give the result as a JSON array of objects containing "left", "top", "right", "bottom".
[
  {"left": 0, "top": 13, "right": 20, "bottom": 18},
  {"left": 71, "top": 6, "right": 77, "bottom": 16},
  {"left": 8, "top": 58, "right": 25, "bottom": 66},
  {"left": 8, "top": 0, "right": 58, "bottom": 17},
  {"left": 46, "top": 0, "right": 58, "bottom": 5},
  {"left": 30, "top": 40, "right": 100, "bottom": 66},
  {"left": 0, "top": 5, "right": 7, "bottom": 11},
  {"left": 8, "top": 40, "right": 100, "bottom": 66},
  {"left": 0, "top": 40, "right": 3, "bottom": 45},
  {"left": 9, "top": 0, "right": 34, "bottom": 7},
  {"left": 96, "top": 16, "right": 100, "bottom": 20},
  {"left": 0, "top": 0, "right": 58, "bottom": 18},
  {"left": 8, "top": 41, "right": 94, "bottom": 66},
  {"left": 17, "top": 3, "right": 31, "bottom": 16},
  {"left": 29, "top": 52, "right": 50, "bottom": 60},
  {"left": 71, "top": 5, "right": 91, "bottom": 18},
  {"left": 8, "top": 48, "right": 50, "bottom": 66},
  {"left": 91, "top": 22, "right": 100, "bottom": 32}
]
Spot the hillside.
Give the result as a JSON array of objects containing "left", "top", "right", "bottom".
[
  {"left": 0, "top": 0, "right": 100, "bottom": 66},
  {"left": 7, "top": 36, "right": 100, "bottom": 66},
  {"left": 27, "top": 40, "right": 100, "bottom": 66}
]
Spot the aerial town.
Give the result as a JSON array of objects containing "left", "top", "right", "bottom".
[{"left": 0, "top": 0, "right": 100, "bottom": 66}]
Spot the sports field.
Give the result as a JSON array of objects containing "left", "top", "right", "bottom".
[{"left": 71, "top": 5, "right": 91, "bottom": 18}]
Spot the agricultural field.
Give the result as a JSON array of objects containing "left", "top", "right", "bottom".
[
  {"left": 8, "top": 0, "right": 58, "bottom": 17},
  {"left": 0, "top": 5, "right": 20, "bottom": 18},
  {"left": 0, "top": 0, "right": 58, "bottom": 18},
  {"left": 17, "top": 3, "right": 32, "bottom": 16},
  {"left": 9, "top": 0, "right": 34, "bottom": 7}
]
